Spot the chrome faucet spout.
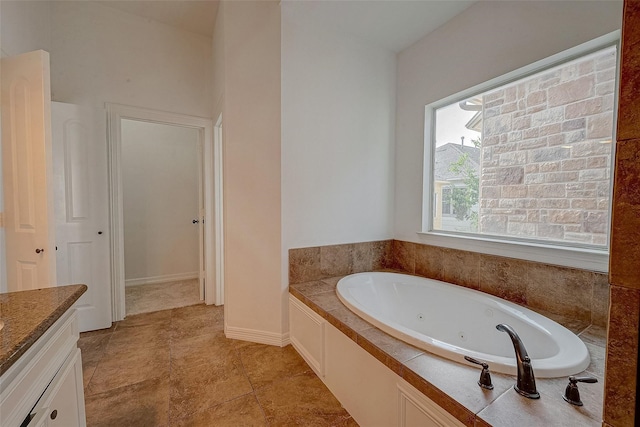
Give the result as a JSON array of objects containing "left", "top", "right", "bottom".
[{"left": 496, "top": 323, "right": 540, "bottom": 399}]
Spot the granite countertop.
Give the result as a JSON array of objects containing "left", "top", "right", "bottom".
[
  {"left": 290, "top": 273, "right": 606, "bottom": 427},
  {"left": 0, "top": 285, "right": 87, "bottom": 376}
]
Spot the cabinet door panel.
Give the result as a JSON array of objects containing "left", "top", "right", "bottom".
[{"left": 34, "top": 348, "right": 86, "bottom": 427}]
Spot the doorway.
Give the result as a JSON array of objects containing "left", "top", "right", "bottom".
[
  {"left": 121, "top": 119, "right": 201, "bottom": 315},
  {"left": 107, "top": 104, "right": 220, "bottom": 321}
]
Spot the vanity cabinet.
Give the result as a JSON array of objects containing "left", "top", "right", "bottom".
[
  {"left": 289, "top": 295, "right": 464, "bottom": 427},
  {"left": 0, "top": 308, "right": 86, "bottom": 427}
]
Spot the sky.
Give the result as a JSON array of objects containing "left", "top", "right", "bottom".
[{"left": 434, "top": 102, "right": 480, "bottom": 147}]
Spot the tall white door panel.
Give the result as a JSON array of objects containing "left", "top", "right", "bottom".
[
  {"left": 53, "top": 102, "right": 112, "bottom": 331},
  {"left": 1, "top": 50, "right": 56, "bottom": 291}
]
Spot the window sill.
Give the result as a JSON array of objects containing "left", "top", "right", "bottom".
[{"left": 416, "top": 231, "right": 609, "bottom": 273}]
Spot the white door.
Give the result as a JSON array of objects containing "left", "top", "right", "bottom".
[
  {"left": 52, "top": 102, "right": 112, "bottom": 332},
  {"left": 1, "top": 50, "right": 56, "bottom": 291}
]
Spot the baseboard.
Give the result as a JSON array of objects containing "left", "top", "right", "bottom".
[
  {"left": 225, "top": 325, "right": 290, "bottom": 347},
  {"left": 125, "top": 272, "right": 198, "bottom": 287}
]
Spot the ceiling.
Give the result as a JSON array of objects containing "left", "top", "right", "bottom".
[
  {"left": 283, "top": 0, "right": 475, "bottom": 52},
  {"left": 97, "top": 0, "right": 474, "bottom": 51},
  {"left": 98, "top": 0, "right": 219, "bottom": 37}
]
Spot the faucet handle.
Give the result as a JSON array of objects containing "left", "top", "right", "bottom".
[
  {"left": 563, "top": 376, "right": 598, "bottom": 406},
  {"left": 464, "top": 356, "right": 494, "bottom": 390}
]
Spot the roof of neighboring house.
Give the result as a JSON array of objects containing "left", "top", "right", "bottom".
[{"left": 434, "top": 143, "right": 480, "bottom": 181}]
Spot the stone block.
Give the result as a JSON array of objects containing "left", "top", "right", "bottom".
[
  {"left": 481, "top": 185, "right": 501, "bottom": 198},
  {"left": 544, "top": 171, "right": 579, "bottom": 183},
  {"left": 579, "top": 168, "right": 607, "bottom": 181},
  {"left": 567, "top": 129, "right": 586, "bottom": 143},
  {"left": 562, "top": 118, "right": 586, "bottom": 132},
  {"left": 539, "top": 123, "right": 562, "bottom": 136},
  {"left": 530, "top": 146, "right": 571, "bottom": 163},
  {"left": 501, "top": 102, "right": 518, "bottom": 114},
  {"left": 507, "top": 221, "right": 536, "bottom": 237},
  {"left": 505, "top": 86, "right": 517, "bottom": 102},
  {"left": 531, "top": 106, "right": 564, "bottom": 127},
  {"left": 480, "top": 215, "right": 507, "bottom": 233},
  {"left": 596, "top": 81, "right": 615, "bottom": 96},
  {"left": 539, "top": 161, "right": 561, "bottom": 172},
  {"left": 538, "top": 223, "right": 564, "bottom": 239},
  {"left": 549, "top": 209, "right": 582, "bottom": 224},
  {"left": 484, "top": 115, "right": 512, "bottom": 137},
  {"left": 513, "top": 116, "right": 531, "bottom": 130},
  {"left": 571, "top": 198, "right": 598, "bottom": 209},
  {"left": 597, "top": 68, "right": 616, "bottom": 83},
  {"left": 528, "top": 184, "right": 566, "bottom": 198},
  {"left": 526, "top": 90, "right": 547, "bottom": 106},
  {"left": 548, "top": 134, "right": 566, "bottom": 146},
  {"left": 496, "top": 166, "right": 524, "bottom": 185},
  {"left": 499, "top": 151, "right": 527, "bottom": 166},
  {"left": 565, "top": 98, "right": 603, "bottom": 119},
  {"left": 484, "top": 89, "right": 505, "bottom": 103},
  {"left": 518, "top": 137, "right": 547, "bottom": 150},
  {"left": 572, "top": 140, "right": 612, "bottom": 157},
  {"left": 548, "top": 75, "right": 595, "bottom": 107},
  {"left": 523, "top": 128, "right": 540, "bottom": 139},
  {"left": 561, "top": 158, "right": 586, "bottom": 171},
  {"left": 583, "top": 211, "right": 608, "bottom": 233},
  {"left": 538, "top": 198, "right": 571, "bottom": 208},
  {"left": 587, "top": 113, "right": 614, "bottom": 139},
  {"left": 586, "top": 156, "right": 610, "bottom": 169},
  {"left": 524, "top": 173, "right": 544, "bottom": 184},
  {"left": 501, "top": 185, "right": 527, "bottom": 198},
  {"left": 524, "top": 164, "right": 539, "bottom": 173},
  {"left": 578, "top": 59, "right": 595, "bottom": 75}
]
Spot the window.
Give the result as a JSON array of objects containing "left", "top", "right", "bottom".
[{"left": 425, "top": 36, "right": 618, "bottom": 255}]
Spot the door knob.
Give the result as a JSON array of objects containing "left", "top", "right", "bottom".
[
  {"left": 35, "top": 248, "right": 45, "bottom": 254},
  {"left": 192, "top": 219, "right": 199, "bottom": 224}
]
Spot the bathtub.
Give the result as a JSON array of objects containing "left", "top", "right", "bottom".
[{"left": 336, "top": 272, "right": 590, "bottom": 378}]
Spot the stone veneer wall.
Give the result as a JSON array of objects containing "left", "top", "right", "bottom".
[
  {"left": 480, "top": 47, "right": 616, "bottom": 245},
  {"left": 289, "top": 239, "right": 609, "bottom": 327},
  {"left": 604, "top": 1, "right": 640, "bottom": 425}
]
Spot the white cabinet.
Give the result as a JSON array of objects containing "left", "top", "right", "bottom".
[
  {"left": 289, "top": 295, "right": 464, "bottom": 427},
  {"left": 0, "top": 309, "right": 86, "bottom": 427}
]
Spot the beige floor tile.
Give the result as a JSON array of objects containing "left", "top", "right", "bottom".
[
  {"left": 170, "top": 331, "right": 239, "bottom": 372},
  {"left": 170, "top": 304, "right": 222, "bottom": 339},
  {"left": 169, "top": 358, "right": 254, "bottom": 421},
  {"left": 87, "top": 344, "right": 170, "bottom": 396},
  {"left": 255, "top": 372, "right": 353, "bottom": 426},
  {"left": 239, "top": 344, "right": 313, "bottom": 390},
  {"left": 126, "top": 280, "right": 201, "bottom": 316},
  {"left": 117, "top": 309, "right": 173, "bottom": 330},
  {"left": 172, "top": 394, "right": 267, "bottom": 427},
  {"left": 85, "top": 376, "right": 170, "bottom": 427}
]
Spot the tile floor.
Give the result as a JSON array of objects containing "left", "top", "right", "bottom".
[
  {"left": 79, "top": 304, "right": 357, "bottom": 426},
  {"left": 125, "top": 280, "right": 201, "bottom": 316}
]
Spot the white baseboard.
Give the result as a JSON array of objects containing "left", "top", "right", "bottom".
[
  {"left": 125, "top": 272, "right": 198, "bottom": 287},
  {"left": 225, "top": 325, "right": 290, "bottom": 347}
]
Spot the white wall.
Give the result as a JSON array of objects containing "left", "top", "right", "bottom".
[
  {"left": 50, "top": 1, "right": 212, "bottom": 117},
  {"left": 0, "top": 1, "right": 51, "bottom": 58},
  {"left": 394, "top": 0, "right": 623, "bottom": 242},
  {"left": 121, "top": 120, "right": 200, "bottom": 285},
  {"left": 281, "top": 4, "right": 396, "bottom": 251},
  {"left": 221, "top": 1, "right": 283, "bottom": 340}
]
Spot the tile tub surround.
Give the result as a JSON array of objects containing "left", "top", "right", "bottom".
[
  {"left": 289, "top": 240, "right": 609, "bottom": 327},
  {"left": 290, "top": 277, "right": 607, "bottom": 426},
  {"left": 0, "top": 284, "right": 88, "bottom": 375}
]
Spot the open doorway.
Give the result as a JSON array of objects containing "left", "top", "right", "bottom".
[
  {"left": 107, "top": 104, "right": 220, "bottom": 321},
  {"left": 121, "top": 119, "right": 202, "bottom": 315}
]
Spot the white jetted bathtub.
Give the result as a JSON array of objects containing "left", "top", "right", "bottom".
[{"left": 336, "top": 272, "right": 590, "bottom": 377}]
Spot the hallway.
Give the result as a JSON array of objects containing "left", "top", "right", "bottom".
[{"left": 79, "top": 304, "right": 358, "bottom": 426}]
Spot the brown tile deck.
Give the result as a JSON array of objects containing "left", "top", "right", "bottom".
[{"left": 81, "top": 304, "right": 357, "bottom": 426}]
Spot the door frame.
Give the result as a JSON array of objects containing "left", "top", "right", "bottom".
[{"left": 106, "top": 104, "right": 221, "bottom": 321}]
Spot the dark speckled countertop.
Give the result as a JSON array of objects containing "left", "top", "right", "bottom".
[{"left": 0, "top": 284, "right": 87, "bottom": 376}]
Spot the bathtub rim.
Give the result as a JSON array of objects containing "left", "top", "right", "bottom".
[{"left": 336, "top": 271, "right": 591, "bottom": 378}]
